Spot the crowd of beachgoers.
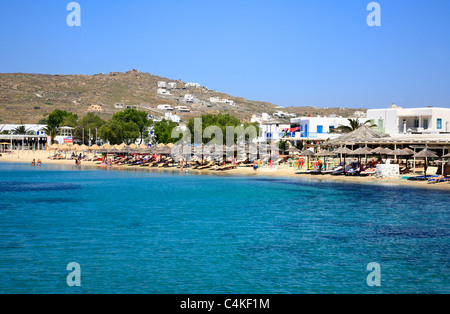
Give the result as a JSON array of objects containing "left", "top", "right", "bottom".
[
  {"left": 1, "top": 142, "right": 449, "bottom": 189},
  {"left": 31, "top": 142, "right": 448, "bottom": 186}
]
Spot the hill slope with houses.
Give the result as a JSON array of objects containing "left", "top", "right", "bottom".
[{"left": 0, "top": 70, "right": 366, "bottom": 124}]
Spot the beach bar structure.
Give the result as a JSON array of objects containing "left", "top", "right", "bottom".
[{"left": 0, "top": 134, "right": 49, "bottom": 151}]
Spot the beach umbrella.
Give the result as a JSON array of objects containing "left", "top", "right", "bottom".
[
  {"left": 371, "top": 146, "right": 389, "bottom": 163},
  {"left": 316, "top": 150, "right": 336, "bottom": 170},
  {"left": 389, "top": 148, "right": 410, "bottom": 164},
  {"left": 333, "top": 147, "right": 353, "bottom": 171},
  {"left": 402, "top": 148, "right": 415, "bottom": 155},
  {"left": 413, "top": 149, "right": 438, "bottom": 176},
  {"left": 389, "top": 149, "right": 410, "bottom": 156},
  {"left": 286, "top": 147, "right": 301, "bottom": 155},
  {"left": 129, "top": 144, "right": 138, "bottom": 149},
  {"left": 439, "top": 152, "right": 450, "bottom": 175},
  {"left": 139, "top": 144, "right": 148, "bottom": 149},
  {"left": 90, "top": 144, "right": 100, "bottom": 151},
  {"left": 300, "top": 149, "right": 315, "bottom": 170},
  {"left": 108, "top": 148, "right": 120, "bottom": 154},
  {"left": 350, "top": 147, "right": 369, "bottom": 169}
]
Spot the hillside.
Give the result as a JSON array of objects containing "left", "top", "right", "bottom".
[{"left": 0, "top": 70, "right": 366, "bottom": 124}]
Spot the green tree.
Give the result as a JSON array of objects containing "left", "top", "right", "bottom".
[
  {"left": 13, "top": 125, "right": 30, "bottom": 135},
  {"left": 98, "top": 119, "right": 140, "bottom": 145},
  {"left": 153, "top": 119, "right": 182, "bottom": 144},
  {"left": 47, "top": 110, "right": 78, "bottom": 129},
  {"left": 187, "top": 114, "right": 242, "bottom": 144},
  {"left": 74, "top": 113, "right": 106, "bottom": 145},
  {"left": 330, "top": 118, "right": 375, "bottom": 134},
  {"left": 42, "top": 126, "right": 60, "bottom": 145},
  {"left": 112, "top": 109, "right": 151, "bottom": 144},
  {"left": 278, "top": 140, "right": 289, "bottom": 155}
]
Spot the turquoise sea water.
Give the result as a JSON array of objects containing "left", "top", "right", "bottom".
[{"left": 0, "top": 162, "right": 448, "bottom": 294}]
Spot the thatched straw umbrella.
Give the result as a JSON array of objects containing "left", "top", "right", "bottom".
[
  {"left": 388, "top": 148, "right": 411, "bottom": 164},
  {"left": 371, "top": 146, "right": 389, "bottom": 164},
  {"left": 90, "top": 144, "right": 100, "bottom": 151},
  {"left": 316, "top": 150, "right": 336, "bottom": 170},
  {"left": 442, "top": 152, "right": 450, "bottom": 176},
  {"left": 139, "top": 144, "right": 148, "bottom": 149},
  {"left": 413, "top": 149, "right": 438, "bottom": 176},
  {"left": 129, "top": 144, "right": 138, "bottom": 149},
  {"left": 77, "top": 144, "right": 89, "bottom": 152},
  {"left": 333, "top": 147, "right": 353, "bottom": 170},
  {"left": 326, "top": 126, "right": 389, "bottom": 147},
  {"left": 351, "top": 147, "right": 371, "bottom": 168},
  {"left": 286, "top": 147, "right": 301, "bottom": 156},
  {"left": 300, "top": 149, "right": 315, "bottom": 170}
]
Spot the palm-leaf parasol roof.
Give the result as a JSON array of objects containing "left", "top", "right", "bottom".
[
  {"left": 327, "top": 126, "right": 389, "bottom": 145},
  {"left": 333, "top": 147, "right": 353, "bottom": 154},
  {"left": 414, "top": 149, "right": 438, "bottom": 158}
]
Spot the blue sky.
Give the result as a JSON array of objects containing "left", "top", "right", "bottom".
[{"left": 0, "top": 0, "right": 449, "bottom": 109}]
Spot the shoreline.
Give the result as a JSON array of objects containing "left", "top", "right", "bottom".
[{"left": 1, "top": 150, "right": 449, "bottom": 191}]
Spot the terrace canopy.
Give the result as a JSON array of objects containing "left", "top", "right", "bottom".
[{"left": 325, "top": 126, "right": 389, "bottom": 147}]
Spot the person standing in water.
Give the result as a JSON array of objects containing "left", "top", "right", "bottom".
[{"left": 31, "top": 159, "right": 36, "bottom": 166}]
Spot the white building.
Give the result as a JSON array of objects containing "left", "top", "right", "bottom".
[
  {"left": 367, "top": 104, "right": 450, "bottom": 135},
  {"left": 258, "top": 121, "right": 291, "bottom": 142},
  {"left": 184, "top": 95, "right": 194, "bottom": 103},
  {"left": 157, "top": 104, "right": 174, "bottom": 111},
  {"left": 289, "top": 116, "right": 366, "bottom": 140},
  {"left": 185, "top": 83, "right": 201, "bottom": 88},
  {"left": 251, "top": 113, "right": 272, "bottom": 124},
  {"left": 167, "top": 82, "right": 177, "bottom": 90},
  {"left": 353, "top": 111, "right": 366, "bottom": 118},
  {"left": 157, "top": 89, "right": 171, "bottom": 95},
  {"left": 273, "top": 111, "right": 296, "bottom": 118},
  {"left": 152, "top": 112, "right": 180, "bottom": 124},
  {"left": 221, "top": 99, "right": 235, "bottom": 106},
  {"left": 157, "top": 81, "right": 167, "bottom": 88},
  {"left": 0, "top": 124, "right": 47, "bottom": 135},
  {"left": 175, "top": 106, "right": 191, "bottom": 113},
  {"left": 210, "top": 97, "right": 221, "bottom": 103}
]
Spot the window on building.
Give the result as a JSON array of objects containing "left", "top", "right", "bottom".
[
  {"left": 423, "top": 119, "right": 429, "bottom": 129},
  {"left": 317, "top": 125, "right": 323, "bottom": 134},
  {"left": 414, "top": 119, "right": 419, "bottom": 128},
  {"left": 437, "top": 119, "right": 442, "bottom": 129}
]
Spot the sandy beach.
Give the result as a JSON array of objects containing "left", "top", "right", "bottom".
[{"left": 1, "top": 150, "right": 449, "bottom": 191}]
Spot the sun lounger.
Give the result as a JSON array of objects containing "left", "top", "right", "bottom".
[
  {"left": 360, "top": 168, "right": 376, "bottom": 176},
  {"left": 331, "top": 166, "right": 352, "bottom": 176},
  {"left": 427, "top": 176, "right": 450, "bottom": 184},
  {"left": 408, "top": 175, "right": 440, "bottom": 181}
]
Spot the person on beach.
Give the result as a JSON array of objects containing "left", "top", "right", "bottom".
[
  {"left": 253, "top": 161, "right": 258, "bottom": 173},
  {"left": 37, "top": 159, "right": 41, "bottom": 166},
  {"left": 31, "top": 159, "right": 36, "bottom": 166}
]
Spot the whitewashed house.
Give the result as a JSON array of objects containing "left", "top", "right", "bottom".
[
  {"left": 157, "top": 105, "right": 174, "bottom": 111},
  {"left": 289, "top": 116, "right": 365, "bottom": 140},
  {"left": 175, "top": 106, "right": 191, "bottom": 113},
  {"left": 185, "top": 83, "right": 201, "bottom": 88},
  {"left": 184, "top": 95, "right": 194, "bottom": 103},
  {"left": 367, "top": 104, "right": 450, "bottom": 135},
  {"left": 157, "top": 89, "right": 171, "bottom": 95},
  {"left": 157, "top": 81, "right": 167, "bottom": 88},
  {"left": 167, "top": 82, "right": 177, "bottom": 90}
]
